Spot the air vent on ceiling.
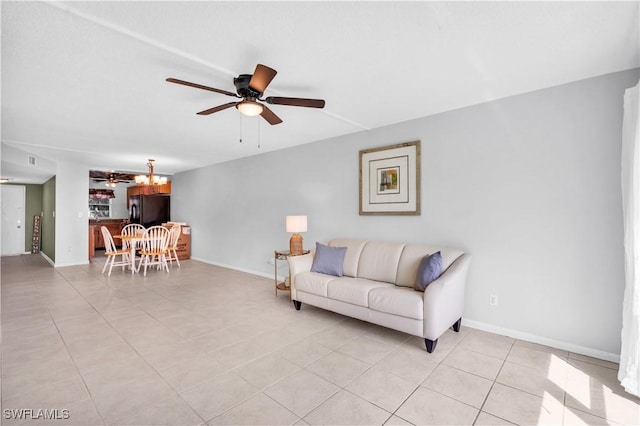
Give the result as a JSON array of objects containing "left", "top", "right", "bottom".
[{"left": 28, "top": 155, "right": 36, "bottom": 166}]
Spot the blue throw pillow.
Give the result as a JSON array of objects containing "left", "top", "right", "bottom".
[
  {"left": 310, "top": 242, "right": 347, "bottom": 277},
  {"left": 415, "top": 251, "right": 442, "bottom": 291}
]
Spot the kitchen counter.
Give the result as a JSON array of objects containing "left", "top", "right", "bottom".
[
  {"left": 89, "top": 218, "right": 128, "bottom": 225},
  {"left": 89, "top": 219, "right": 128, "bottom": 260}
]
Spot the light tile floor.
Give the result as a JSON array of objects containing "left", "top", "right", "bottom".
[{"left": 1, "top": 254, "right": 639, "bottom": 425}]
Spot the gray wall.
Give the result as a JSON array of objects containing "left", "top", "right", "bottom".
[{"left": 173, "top": 69, "right": 640, "bottom": 355}]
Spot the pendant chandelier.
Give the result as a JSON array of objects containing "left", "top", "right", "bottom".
[{"left": 135, "top": 159, "right": 167, "bottom": 186}]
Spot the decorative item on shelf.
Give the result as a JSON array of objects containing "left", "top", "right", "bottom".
[
  {"left": 286, "top": 215, "right": 307, "bottom": 255},
  {"left": 89, "top": 188, "right": 115, "bottom": 199},
  {"left": 135, "top": 159, "right": 168, "bottom": 186}
]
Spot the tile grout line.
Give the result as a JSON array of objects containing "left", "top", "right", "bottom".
[
  {"left": 471, "top": 335, "right": 515, "bottom": 425},
  {"left": 5, "top": 257, "right": 634, "bottom": 425},
  {"left": 378, "top": 328, "right": 472, "bottom": 425},
  {"left": 53, "top": 265, "right": 208, "bottom": 426},
  {"left": 48, "top": 311, "right": 107, "bottom": 426}
]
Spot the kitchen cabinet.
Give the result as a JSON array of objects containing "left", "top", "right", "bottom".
[
  {"left": 90, "top": 220, "right": 125, "bottom": 250},
  {"left": 89, "top": 225, "right": 95, "bottom": 261},
  {"left": 127, "top": 182, "right": 171, "bottom": 208}
]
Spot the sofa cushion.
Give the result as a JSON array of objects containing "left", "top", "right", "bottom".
[
  {"left": 395, "top": 245, "right": 464, "bottom": 288},
  {"left": 357, "top": 241, "right": 406, "bottom": 283},
  {"left": 327, "top": 278, "right": 394, "bottom": 307},
  {"left": 328, "top": 239, "right": 367, "bottom": 278},
  {"left": 369, "top": 287, "right": 424, "bottom": 320},
  {"left": 295, "top": 272, "right": 337, "bottom": 297},
  {"left": 415, "top": 251, "right": 442, "bottom": 291},
  {"left": 311, "top": 242, "right": 347, "bottom": 277}
]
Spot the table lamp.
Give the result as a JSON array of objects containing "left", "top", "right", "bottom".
[{"left": 286, "top": 215, "right": 307, "bottom": 255}]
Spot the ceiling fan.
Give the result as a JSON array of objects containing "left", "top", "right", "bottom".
[
  {"left": 166, "top": 64, "right": 325, "bottom": 125},
  {"left": 90, "top": 171, "right": 135, "bottom": 187}
]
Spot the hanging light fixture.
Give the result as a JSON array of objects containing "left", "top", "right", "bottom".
[
  {"left": 104, "top": 174, "right": 117, "bottom": 187},
  {"left": 135, "top": 159, "right": 168, "bottom": 186},
  {"left": 236, "top": 100, "right": 264, "bottom": 117}
]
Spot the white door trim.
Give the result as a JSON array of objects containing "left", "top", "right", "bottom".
[{"left": 1, "top": 185, "right": 26, "bottom": 256}]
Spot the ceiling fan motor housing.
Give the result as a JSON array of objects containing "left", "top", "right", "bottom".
[{"left": 233, "top": 74, "right": 262, "bottom": 98}]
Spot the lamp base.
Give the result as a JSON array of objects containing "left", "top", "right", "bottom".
[{"left": 290, "top": 234, "right": 303, "bottom": 255}]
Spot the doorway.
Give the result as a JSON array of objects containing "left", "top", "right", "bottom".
[{"left": 1, "top": 185, "right": 26, "bottom": 256}]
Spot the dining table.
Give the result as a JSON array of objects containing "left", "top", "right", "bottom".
[{"left": 113, "top": 234, "right": 145, "bottom": 274}]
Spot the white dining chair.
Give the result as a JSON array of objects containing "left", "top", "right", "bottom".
[
  {"left": 121, "top": 223, "right": 145, "bottom": 238},
  {"left": 166, "top": 224, "right": 182, "bottom": 267},
  {"left": 100, "top": 226, "right": 129, "bottom": 276},
  {"left": 138, "top": 225, "right": 170, "bottom": 276},
  {"left": 120, "top": 223, "right": 146, "bottom": 270}
]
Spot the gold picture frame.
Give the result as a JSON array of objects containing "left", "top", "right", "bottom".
[{"left": 359, "top": 141, "right": 421, "bottom": 215}]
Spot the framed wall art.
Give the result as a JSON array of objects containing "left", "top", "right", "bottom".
[{"left": 359, "top": 141, "right": 421, "bottom": 215}]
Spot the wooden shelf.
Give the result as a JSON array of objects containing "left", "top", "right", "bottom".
[
  {"left": 274, "top": 249, "right": 309, "bottom": 298},
  {"left": 276, "top": 282, "right": 290, "bottom": 291}
]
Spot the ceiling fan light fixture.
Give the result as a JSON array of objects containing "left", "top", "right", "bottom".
[{"left": 236, "top": 100, "right": 263, "bottom": 117}]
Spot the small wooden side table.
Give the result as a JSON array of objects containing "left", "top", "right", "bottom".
[{"left": 275, "top": 249, "right": 310, "bottom": 297}]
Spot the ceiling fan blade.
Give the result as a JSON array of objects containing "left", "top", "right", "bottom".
[
  {"left": 166, "top": 78, "right": 239, "bottom": 98},
  {"left": 249, "top": 64, "right": 277, "bottom": 93},
  {"left": 197, "top": 102, "right": 238, "bottom": 115},
  {"left": 265, "top": 96, "right": 325, "bottom": 108},
  {"left": 260, "top": 105, "right": 283, "bottom": 125}
]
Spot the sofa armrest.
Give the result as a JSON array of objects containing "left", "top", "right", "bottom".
[
  {"left": 423, "top": 254, "right": 472, "bottom": 340},
  {"left": 288, "top": 251, "right": 314, "bottom": 299}
]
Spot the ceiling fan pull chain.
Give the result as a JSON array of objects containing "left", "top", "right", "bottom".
[
  {"left": 239, "top": 113, "right": 243, "bottom": 143},
  {"left": 257, "top": 117, "right": 261, "bottom": 149}
]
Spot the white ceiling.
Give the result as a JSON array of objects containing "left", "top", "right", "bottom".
[{"left": 2, "top": 1, "right": 638, "bottom": 183}]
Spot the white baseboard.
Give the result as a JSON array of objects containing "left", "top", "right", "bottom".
[
  {"left": 188, "top": 258, "right": 621, "bottom": 363},
  {"left": 38, "top": 252, "right": 89, "bottom": 268},
  {"left": 191, "top": 257, "right": 275, "bottom": 280},
  {"left": 40, "top": 252, "right": 55, "bottom": 266},
  {"left": 462, "top": 318, "right": 620, "bottom": 363},
  {"left": 54, "top": 260, "right": 90, "bottom": 267}
]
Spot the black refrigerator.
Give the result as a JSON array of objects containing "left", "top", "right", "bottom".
[{"left": 129, "top": 194, "right": 171, "bottom": 227}]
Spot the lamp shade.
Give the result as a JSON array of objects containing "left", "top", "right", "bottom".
[{"left": 286, "top": 216, "right": 307, "bottom": 233}]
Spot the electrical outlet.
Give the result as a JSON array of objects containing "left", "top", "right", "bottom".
[{"left": 489, "top": 294, "right": 498, "bottom": 306}]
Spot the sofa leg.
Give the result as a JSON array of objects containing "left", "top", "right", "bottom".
[
  {"left": 452, "top": 317, "right": 462, "bottom": 332},
  {"left": 425, "top": 338, "right": 438, "bottom": 353},
  {"left": 293, "top": 300, "right": 302, "bottom": 310}
]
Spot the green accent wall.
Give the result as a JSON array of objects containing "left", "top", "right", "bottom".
[
  {"left": 42, "top": 177, "right": 56, "bottom": 261},
  {"left": 24, "top": 184, "right": 43, "bottom": 252}
]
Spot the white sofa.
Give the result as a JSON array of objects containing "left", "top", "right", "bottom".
[{"left": 288, "top": 239, "right": 471, "bottom": 353}]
